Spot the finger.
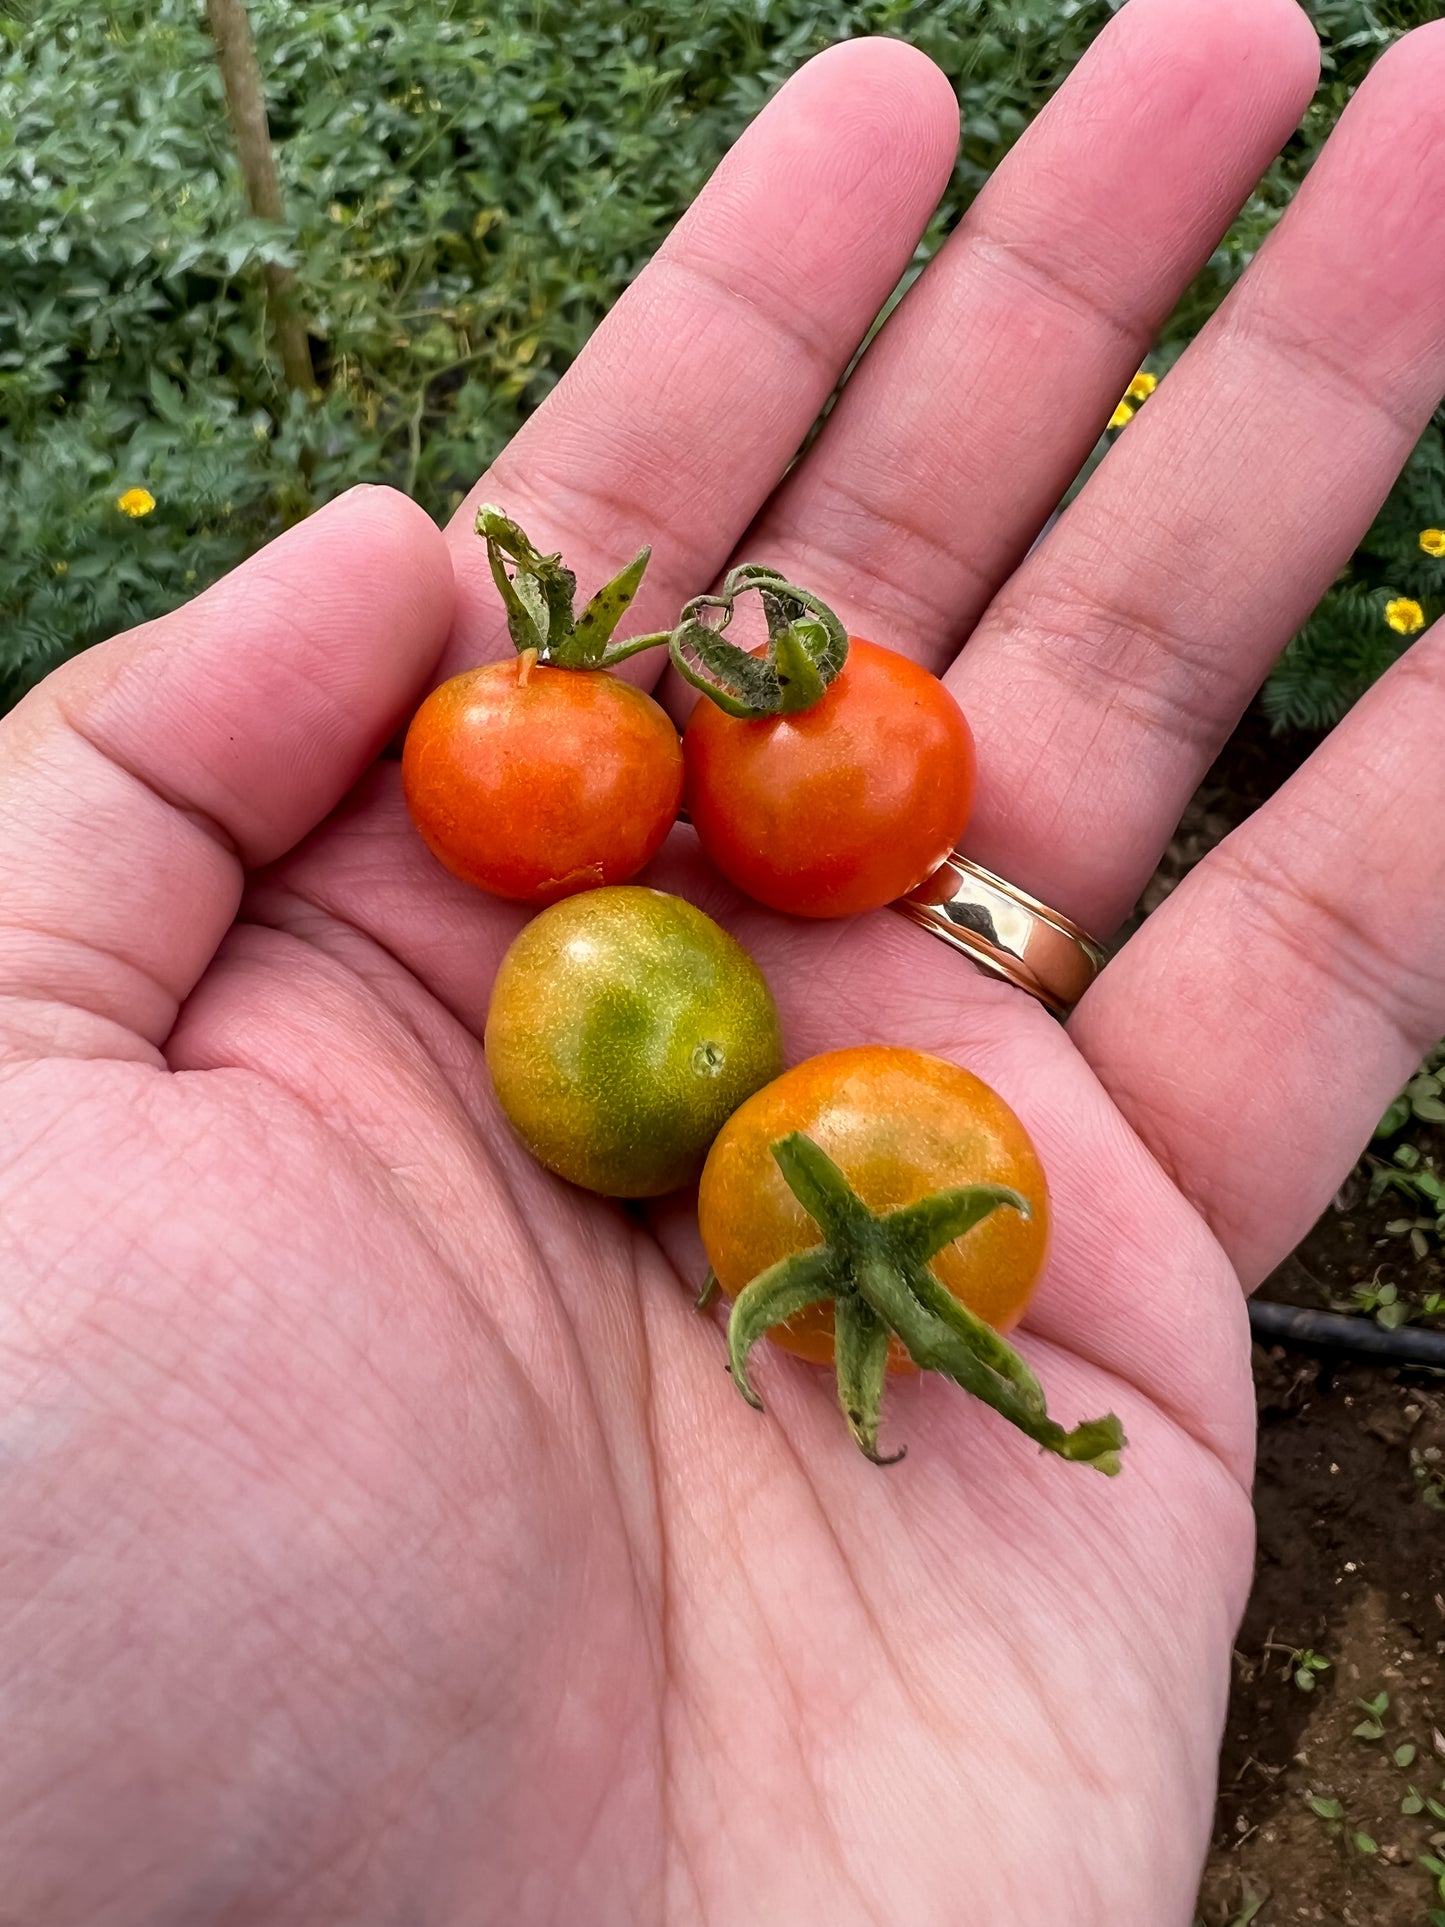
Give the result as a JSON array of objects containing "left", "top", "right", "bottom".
[
  {"left": 740, "top": 0, "right": 1320, "bottom": 661},
  {"left": 434, "top": 38, "right": 961, "bottom": 683},
  {"left": 0, "top": 487, "right": 452, "bottom": 1064},
  {"left": 944, "top": 20, "right": 1445, "bottom": 936},
  {"left": 1071, "top": 617, "right": 1445, "bottom": 1287}
]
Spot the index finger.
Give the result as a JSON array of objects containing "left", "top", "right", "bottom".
[{"left": 434, "top": 39, "right": 962, "bottom": 684}]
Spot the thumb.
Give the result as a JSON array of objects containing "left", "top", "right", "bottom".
[{"left": 0, "top": 485, "right": 452, "bottom": 1064}]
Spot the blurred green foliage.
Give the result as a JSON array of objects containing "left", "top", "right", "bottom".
[{"left": 0, "top": 0, "right": 1440, "bottom": 715}]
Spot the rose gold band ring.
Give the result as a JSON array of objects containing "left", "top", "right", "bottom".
[{"left": 893, "top": 853, "right": 1108, "bottom": 1018}]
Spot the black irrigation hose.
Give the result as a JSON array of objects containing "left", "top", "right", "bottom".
[{"left": 1249, "top": 1297, "right": 1445, "bottom": 1367}]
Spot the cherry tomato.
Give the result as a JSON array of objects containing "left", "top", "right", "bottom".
[
  {"left": 682, "top": 639, "right": 975, "bottom": 918},
  {"left": 698, "top": 1045, "right": 1048, "bottom": 1367},
  {"left": 485, "top": 886, "right": 783, "bottom": 1197},
  {"left": 403, "top": 655, "right": 682, "bottom": 905}
]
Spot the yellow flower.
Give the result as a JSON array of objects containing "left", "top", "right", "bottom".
[
  {"left": 1126, "top": 371, "right": 1158, "bottom": 403},
  {"left": 116, "top": 487, "right": 156, "bottom": 518},
  {"left": 1108, "top": 400, "right": 1135, "bottom": 431},
  {"left": 52, "top": 559, "right": 68, "bottom": 575},
  {"left": 1420, "top": 528, "right": 1445, "bottom": 559},
  {"left": 1385, "top": 597, "right": 1426, "bottom": 636}
]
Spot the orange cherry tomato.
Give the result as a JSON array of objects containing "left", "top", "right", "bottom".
[
  {"left": 698, "top": 1045, "right": 1049, "bottom": 1369},
  {"left": 682, "top": 639, "right": 975, "bottom": 918},
  {"left": 402, "top": 655, "right": 683, "bottom": 905}
]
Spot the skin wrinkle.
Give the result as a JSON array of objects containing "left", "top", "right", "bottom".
[
  {"left": 31, "top": 1190, "right": 486, "bottom": 1602},
  {"left": 650, "top": 1386, "right": 881, "bottom": 1913},
  {"left": 50, "top": 695, "right": 245, "bottom": 862},
  {"left": 1201, "top": 841, "right": 1444, "bottom": 1055},
  {"left": 655, "top": 252, "right": 845, "bottom": 388},
  {"left": 1218, "top": 303, "right": 1429, "bottom": 445},
  {"left": 156, "top": 1065, "right": 578, "bottom": 1522},
  {"left": 981, "top": 573, "right": 1250, "bottom": 763},
  {"left": 182, "top": 549, "right": 432, "bottom": 747},
  {"left": 241, "top": 887, "right": 484, "bottom": 1065},
  {"left": 0, "top": 919, "right": 182, "bottom": 1039},
  {"left": 0, "top": 993, "right": 166, "bottom": 1067},
  {"left": 55, "top": 1210, "right": 581, "bottom": 1919},
  {"left": 632, "top": 1242, "right": 683, "bottom": 1925},
  {"left": 775, "top": 478, "right": 991, "bottom": 642},
  {"left": 957, "top": 227, "right": 1151, "bottom": 355},
  {"left": 719, "top": 1546, "right": 888, "bottom": 1927}
]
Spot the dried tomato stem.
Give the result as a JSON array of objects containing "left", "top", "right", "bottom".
[{"left": 667, "top": 567, "right": 849, "bottom": 719}]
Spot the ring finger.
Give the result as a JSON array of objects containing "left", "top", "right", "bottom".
[{"left": 735, "top": 12, "right": 1445, "bottom": 942}]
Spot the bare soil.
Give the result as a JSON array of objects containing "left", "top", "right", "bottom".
[
  {"left": 1123, "top": 711, "right": 1445, "bottom": 1926},
  {"left": 1196, "top": 1227, "right": 1445, "bottom": 1926}
]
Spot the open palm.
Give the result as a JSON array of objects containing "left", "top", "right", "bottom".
[{"left": 6, "top": 6, "right": 1445, "bottom": 1922}]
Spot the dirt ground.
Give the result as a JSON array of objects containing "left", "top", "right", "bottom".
[
  {"left": 1195, "top": 1205, "right": 1445, "bottom": 1925},
  {"left": 1133, "top": 714, "right": 1445, "bottom": 1925}
]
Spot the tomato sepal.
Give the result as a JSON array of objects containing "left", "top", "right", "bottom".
[
  {"left": 727, "top": 1247, "right": 842, "bottom": 1408},
  {"left": 476, "top": 504, "right": 671, "bottom": 669},
  {"left": 834, "top": 1296, "right": 904, "bottom": 1466},
  {"left": 668, "top": 564, "right": 849, "bottom": 718},
  {"left": 723, "top": 1130, "right": 1126, "bottom": 1474}
]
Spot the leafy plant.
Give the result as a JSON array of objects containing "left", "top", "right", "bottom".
[
  {"left": 1343, "top": 1272, "right": 1445, "bottom": 1330},
  {"left": 1413, "top": 1445, "right": 1445, "bottom": 1511},
  {"left": 1, "top": 0, "right": 1441, "bottom": 719},
  {"left": 1368, "top": 1145, "right": 1445, "bottom": 1265},
  {"left": 1291, "top": 1647, "right": 1331, "bottom": 1692},
  {"left": 1352, "top": 1689, "right": 1390, "bottom": 1741},
  {"left": 1375, "top": 1043, "right": 1445, "bottom": 1139}
]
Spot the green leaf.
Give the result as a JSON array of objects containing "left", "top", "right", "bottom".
[
  {"left": 1402, "top": 1787, "right": 1425, "bottom": 1815},
  {"left": 1395, "top": 1743, "right": 1417, "bottom": 1768},
  {"left": 1308, "top": 1795, "right": 1344, "bottom": 1820},
  {"left": 1352, "top": 1831, "right": 1378, "bottom": 1855},
  {"left": 1353, "top": 1718, "right": 1385, "bottom": 1740},
  {"left": 572, "top": 544, "right": 651, "bottom": 664},
  {"left": 1376, "top": 1094, "right": 1412, "bottom": 1137}
]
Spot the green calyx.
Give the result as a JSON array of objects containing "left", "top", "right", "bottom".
[
  {"left": 668, "top": 564, "right": 849, "bottom": 719},
  {"left": 724, "top": 1133, "right": 1127, "bottom": 1472},
  {"left": 476, "top": 505, "right": 672, "bottom": 670},
  {"left": 477, "top": 509, "right": 846, "bottom": 715}
]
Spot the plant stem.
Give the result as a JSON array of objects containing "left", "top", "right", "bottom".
[{"left": 205, "top": 0, "right": 316, "bottom": 398}]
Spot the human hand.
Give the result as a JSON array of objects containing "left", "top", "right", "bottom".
[{"left": 3, "top": 4, "right": 1444, "bottom": 1922}]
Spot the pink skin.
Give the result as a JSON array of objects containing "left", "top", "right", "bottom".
[{"left": 3, "top": 6, "right": 1445, "bottom": 1921}]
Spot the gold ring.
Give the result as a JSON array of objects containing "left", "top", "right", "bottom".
[{"left": 893, "top": 853, "right": 1107, "bottom": 1017}]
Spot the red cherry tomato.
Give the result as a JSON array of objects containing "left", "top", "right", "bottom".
[
  {"left": 682, "top": 639, "right": 975, "bottom": 917},
  {"left": 402, "top": 656, "right": 682, "bottom": 905}
]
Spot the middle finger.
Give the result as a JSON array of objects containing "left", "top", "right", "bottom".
[{"left": 741, "top": 0, "right": 1321, "bottom": 659}]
